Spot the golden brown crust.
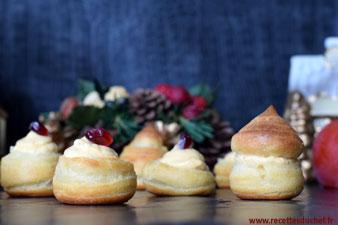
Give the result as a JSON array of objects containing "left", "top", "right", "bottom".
[
  {"left": 233, "top": 189, "right": 303, "bottom": 200},
  {"left": 52, "top": 156, "right": 136, "bottom": 205},
  {"left": 120, "top": 124, "right": 167, "bottom": 190},
  {"left": 5, "top": 188, "right": 53, "bottom": 197},
  {"left": 144, "top": 182, "right": 215, "bottom": 196},
  {"left": 142, "top": 161, "right": 215, "bottom": 196},
  {"left": 231, "top": 106, "right": 304, "bottom": 158},
  {"left": 1, "top": 152, "right": 59, "bottom": 197},
  {"left": 131, "top": 123, "right": 164, "bottom": 145},
  {"left": 54, "top": 192, "right": 135, "bottom": 205}
]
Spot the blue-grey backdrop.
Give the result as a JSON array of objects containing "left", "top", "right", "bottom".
[{"left": 0, "top": 0, "right": 337, "bottom": 146}]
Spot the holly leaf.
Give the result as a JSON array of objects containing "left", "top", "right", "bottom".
[
  {"left": 179, "top": 117, "right": 214, "bottom": 143},
  {"left": 67, "top": 106, "right": 102, "bottom": 129},
  {"left": 189, "top": 84, "right": 216, "bottom": 105},
  {"left": 77, "top": 79, "right": 96, "bottom": 101},
  {"left": 113, "top": 115, "right": 140, "bottom": 143}
]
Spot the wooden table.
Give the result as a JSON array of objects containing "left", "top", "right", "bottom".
[{"left": 1, "top": 185, "right": 337, "bottom": 225}]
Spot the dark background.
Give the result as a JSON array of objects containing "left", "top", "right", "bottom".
[{"left": 0, "top": 0, "right": 337, "bottom": 146}]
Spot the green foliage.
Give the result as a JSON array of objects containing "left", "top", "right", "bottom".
[
  {"left": 68, "top": 106, "right": 102, "bottom": 129},
  {"left": 179, "top": 117, "right": 214, "bottom": 143},
  {"left": 77, "top": 79, "right": 109, "bottom": 100},
  {"left": 70, "top": 80, "right": 218, "bottom": 145},
  {"left": 189, "top": 84, "right": 216, "bottom": 105},
  {"left": 77, "top": 79, "right": 96, "bottom": 101},
  {"left": 67, "top": 100, "right": 139, "bottom": 144}
]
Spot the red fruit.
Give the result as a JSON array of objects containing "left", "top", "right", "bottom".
[
  {"left": 192, "top": 96, "right": 208, "bottom": 110},
  {"left": 313, "top": 120, "right": 338, "bottom": 188},
  {"left": 85, "top": 128, "right": 113, "bottom": 146},
  {"left": 177, "top": 133, "right": 193, "bottom": 149},
  {"left": 60, "top": 96, "right": 79, "bottom": 119},
  {"left": 182, "top": 104, "right": 203, "bottom": 119},
  {"left": 166, "top": 86, "right": 191, "bottom": 105},
  {"left": 29, "top": 121, "right": 49, "bottom": 136},
  {"left": 155, "top": 83, "right": 172, "bottom": 97}
]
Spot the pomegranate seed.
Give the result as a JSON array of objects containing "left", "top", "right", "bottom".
[
  {"left": 85, "top": 128, "right": 113, "bottom": 146},
  {"left": 176, "top": 133, "right": 193, "bottom": 149},
  {"left": 29, "top": 121, "right": 49, "bottom": 136}
]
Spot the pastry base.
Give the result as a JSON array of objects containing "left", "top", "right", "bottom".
[
  {"left": 144, "top": 179, "right": 215, "bottom": 196},
  {"left": 5, "top": 188, "right": 53, "bottom": 197},
  {"left": 233, "top": 189, "right": 303, "bottom": 200},
  {"left": 54, "top": 192, "right": 135, "bottom": 205},
  {"left": 214, "top": 177, "right": 230, "bottom": 189},
  {"left": 142, "top": 161, "right": 215, "bottom": 196},
  {"left": 230, "top": 154, "right": 304, "bottom": 200},
  {"left": 53, "top": 156, "right": 137, "bottom": 205}
]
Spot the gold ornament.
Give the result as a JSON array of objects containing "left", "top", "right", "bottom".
[{"left": 284, "top": 91, "right": 314, "bottom": 181}]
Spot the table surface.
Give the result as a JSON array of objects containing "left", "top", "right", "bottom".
[{"left": 1, "top": 185, "right": 337, "bottom": 225}]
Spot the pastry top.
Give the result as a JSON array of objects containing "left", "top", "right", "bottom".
[
  {"left": 128, "top": 124, "right": 165, "bottom": 148},
  {"left": 11, "top": 131, "right": 58, "bottom": 154},
  {"left": 231, "top": 106, "right": 304, "bottom": 159},
  {"left": 159, "top": 146, "right": 208, "bottom": 171},
  {"left": 63, "top": 137, "right": 118, "bottom": 160}
]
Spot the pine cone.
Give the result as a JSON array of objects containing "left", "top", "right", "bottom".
[
  {"left": 195, "top": 111, "right": 234, "bottom": 168},
  {"left": 129, "top": 89, "right": 173, "bottom": 124}
]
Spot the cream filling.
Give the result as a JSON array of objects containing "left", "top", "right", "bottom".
[
  {"left": 234, "top": 153, "right": 299, "bottom": 166},
  {"left": 63, "top": 137, "right": 118, "bottom": 160},
  {"left": 159, "top": 148, "right": 208, "bottom": 170},
  {"left": 10, "top": 131, "right": 58, "bottom": 154}
]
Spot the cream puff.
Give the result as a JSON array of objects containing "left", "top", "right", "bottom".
[
  {"left": 213, "top": 152, "right": 235, "bottom": 188},
  {"left": 1, "top": 122, "right": 59, "bottom": 197},
  {"left": 120, "top": 124, "right": 167, "bottom": 189},
  {"left": 230, "top": 106, "right": 304, "bottom": 200},
  {"left": 52, "top": 128, "right": 136, "bottom": 205},
  {"left": 142, "top": 134, "right": 215, "bottom": 196}
]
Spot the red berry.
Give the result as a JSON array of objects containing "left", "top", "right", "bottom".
[
  {"left": 155, "top": 83, "right": 172, "bottom": 97},
  {"left": 166, "top": 86, "right": 191, "bottom": 105},
  {"left": 182, "top": 104, "right": 203, "bottom": 119},
  {"left": 192, "top": 96, "right": 208, "bottom": 110},
  {"left": 85, "top": 128, "right": 113, "bottom": 146},
  {"left": 313, "top": 120, "right": 338, "bottom": 188},
  {"left": 177, "top": 133, "right": 193, "bottom": 149},
  {"left": 60, "top": 96, "right": 79, "bottom": 120},
  {"left": 29, "top": 121, "right": 49, "bottom": 136}
]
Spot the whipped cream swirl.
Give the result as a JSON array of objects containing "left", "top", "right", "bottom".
[
  {"left": 63, "top": 137, "right": 118, "bottom": 160},
  {"left": 11, "top": 131, "right": 58, "bottom": 154},
  {"left": 160, "top": 146, "right": 208, "bottom": 170}
]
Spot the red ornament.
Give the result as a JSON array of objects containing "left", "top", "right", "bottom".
[
  {"left": 313, "top": 120, "right": 338, "bottom": 188},
  {"left": 182, "top": 104, "right": 203, "bottom": 119},
  {"left": 177, "top": 133, "right": 193, "bottom": 149},
  {"left": 166, "top": 86, "right": 191, "bottom": 105},
  {"left": 192, "top": 96, "right": 208, "bottom": 110},
  {"left": 60, "top": 96, "right": 79, "bottom": 120},
  {"left": 85, "top": 128, "right": 113, "bottom": 146},
  {"left": 155, "top": 83, "right": 172, "bottom": 97},
  {"left": 29, "top": 121, "right": 49, "bottom": 136}
]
